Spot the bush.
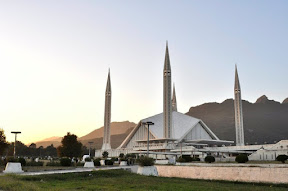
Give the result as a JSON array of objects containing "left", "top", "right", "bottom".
[
  {"left": 102, "top": 151, "right": 109, "bottom": 158},
  {"left": 276, "top": 155, "right": 288, "bottom": 163},
  {"left": 120, "top": 157, "right": 127, "bottom": 162},
  {"left": 204, "top": 156, "right": 215, "bottom": 163},
  {"left": 7, "top": 157, "right": 17, "bottom": 162},
  {"left": 193, "top": 157, "right": 201, "bottom": 161},
  {"left": 235, "top": 154, "right": 249, "bottom": 163},
  {"left": 182, "top": 155, "right": 193, "bottom": 162},
  {"left": 105, "top": 160, "right": 114, "bottom": 165},
  {"left": 46, "top": 161, "right": 61, "bottom": 166},
  {"left": 0, "top": 159, "right": 5, "bottom": 166},
  {"left": 126, "top": 153, "right": 136, "bottom": 158},
  {"left": 176, "top": 157, "right": 186, "bottom": 163},
  {"left": 137, "top": 156, "right": 154, "bottom": 166},
  {"left": 26, "top": 161, "right": 44, "bottom": 166},
  {"left": 76, "top": 162, "right": 84, "bottom": 167},
  {"left": 18, "top": 158, "right": 26, "bottom": 166},
  {"left": 111, "top": 157, "right": 118, "bottom": 162},
  {"left": 60, "top": 158, "right": 71, "bottom": 166},
  {"left": 94, "top": 159, "right": 101, "bottom": 166},
  {"left": 119, "top": 153, "right": 124, "bottom": 158},
  {"left": 85, "top": 157, "right": 92, "bottom": 162}
]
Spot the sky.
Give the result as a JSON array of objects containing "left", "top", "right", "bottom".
[{"left": 0, "top": 1, "right": 288, "bottom": 144}]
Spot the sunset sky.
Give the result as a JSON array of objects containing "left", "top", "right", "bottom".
[{"left": 0, "top": 1, "right": 288, "bottom": 144}]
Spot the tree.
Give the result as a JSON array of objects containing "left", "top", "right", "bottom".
[
  {"left": 57, "top": 132, "right": 83, "bottom": 158},
  {"left": 0, "top": 129, "right": 9, "bottom": 156},
  {"left": 44, "top": 144, "right": 57, "bottom": 157}
]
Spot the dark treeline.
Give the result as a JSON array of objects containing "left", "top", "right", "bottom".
[
  {"left": 1, "top": 141, "right": 94, "bottom": 158},
  {"left": 2, "top": 141, "right": 58, "bottom": 157}
]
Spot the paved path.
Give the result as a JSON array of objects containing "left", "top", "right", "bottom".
[{"left": 0, "top": 166, "right": 133, "bottom": 176}]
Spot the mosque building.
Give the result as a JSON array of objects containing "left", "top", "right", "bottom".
[
  {"left": 95, "top": 43, "right": 288, "bottom": 161},
  {"left": 95, "top": 43, "right": 233, "bottom": 159}
]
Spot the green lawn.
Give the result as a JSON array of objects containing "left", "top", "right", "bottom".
[{"left": 0, "top": 169, "right": 287, "bottom": 191}]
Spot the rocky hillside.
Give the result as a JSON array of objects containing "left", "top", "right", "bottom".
[
  {"left": 34, "top": 121, "right": 136, "bottom": 148},
  {"left": 186, "top": 95, "right": 288, "bottom": 144}
]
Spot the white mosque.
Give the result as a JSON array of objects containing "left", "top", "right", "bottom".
[{"left": 95, "top": 43, "right": 288, "bottom": 161}]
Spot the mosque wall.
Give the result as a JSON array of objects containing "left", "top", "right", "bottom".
[
  {"left": 156, "top": 165, "right": 288, "bottom": 184},
  {"left": 184, "top": 123, "right": 213, "bottom": 140},
  {"left": 126, "top": 125, "right": 156, "bottom": 148}
]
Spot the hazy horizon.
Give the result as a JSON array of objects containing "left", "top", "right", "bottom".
[{"left": 1, "top": 1, "right": 288, "bottom": 144}]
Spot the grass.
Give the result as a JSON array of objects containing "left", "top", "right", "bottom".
[{"left": 0, "top": 169, "right": 287, "bottom": 191}]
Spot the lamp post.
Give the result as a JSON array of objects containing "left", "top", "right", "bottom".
[
  {"left": 142, "top": 121, "right": 154, "bottom": 156},
  {"left": 11, "top": 131, "right": 21, "bottom": 158},
  {"left": 88, "top": 141, "right": 94, "bottom": 157}
]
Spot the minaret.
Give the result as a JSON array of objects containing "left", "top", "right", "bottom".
[
  {"left": 234, "top": 66, "right": 245, "bottom": 146},
  {"left": 172, "top": 84, "right": 177, "bottom": 112},
  {"left": 163, "top": 42, "right": 172, "bottom": 138},
  {"left": 102, "top": 70, "right": 112, "bottom": 150}
]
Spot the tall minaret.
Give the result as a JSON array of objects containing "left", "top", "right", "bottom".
[
  {"left": 234, "top": 66, "right": 245, "bottom": 146},
  {"left": 163, "top": 42, "right": 172, "bottom": 138},
  {"left": 172, "top": 84, "right": 177, "bottom": 112},
  {"left": 102, "top": 70, "right": 112, "bottom": 150}
]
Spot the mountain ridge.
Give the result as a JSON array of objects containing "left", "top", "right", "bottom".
[{"left": 186, "top": 95, "right": 288, "bottom": 144}]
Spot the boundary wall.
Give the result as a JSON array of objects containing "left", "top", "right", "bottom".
[{"left": 156, "top": 165, "right": 288, "bottom": 184}]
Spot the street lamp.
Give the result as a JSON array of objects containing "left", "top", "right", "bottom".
[
  {"left": 142, "top": 121, "right": 154, "bottom": 156},
  {"left": 11, "top": 131, "right": 21, "bottom": 158},
  {"left": 88, "top": 141, "right": 94, "bottom": 157}
]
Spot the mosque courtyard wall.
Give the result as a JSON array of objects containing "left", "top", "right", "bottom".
[{"left": 156, "top": 164, "right": 288, "bottom": 184}]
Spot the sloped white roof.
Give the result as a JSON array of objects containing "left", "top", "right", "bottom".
[
  {"left": 118, "top": 111, "right": 219, "bottom": 149},
  {"left": 141, "top": 111, "right": 201, "bottom": 139}
]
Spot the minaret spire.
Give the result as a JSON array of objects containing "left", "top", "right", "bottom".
[
  {"left": 163, "top": 42, "right": 172, "bottom": 138},
  {"left": 172, "top": 83, "right": 177, "bottom": 112},
  {"left": 102, "top": 69, "right": 112, "bottom": 150},
  {"left": 234, "top": 65, "right": 245, "bottom": 146}
]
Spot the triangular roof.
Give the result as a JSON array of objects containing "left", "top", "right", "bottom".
[{"left": 118, "top": 111, "right": 219, "bottom": 148}]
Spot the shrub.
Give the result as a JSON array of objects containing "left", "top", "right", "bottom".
[
  {"left": 85, "top": 157, "right": 92, "bottom": 162},
  {"left": 0, "top": 159, "right": 4, "bottom": 166},
  {"left": 102, "top": 151, "right": 109, "bottom": 158},
  {"left": 18, "top": 158, "right": 26, "bottom": 166},
  {"left": 193, "top": 157, "right": 201, "bottom": 161},
  {"left": 137, "top": 156, "right": 154, "bottom": 166},
  {"left": 182, "top": 155, "right": 193, "bottom": 162},
  {"left": 94, "top": 159, "right": 101, "bottom": 166},
  {"left": 119, "top": 153, "right": 124, "bottom": 158},
  {"left": 126, "top": 153, "right": 136, "bottom": 158},
  {"left": 76, "top": 162, "right": 84, "bottom": 167},
  {"left": 105, "top": 160, "right": 114, "bottom": 165},
  {"left": 120, "top": 157, "right": 127, "bottom": 162},
  {"left": 204, "top": 155, "right": 215, "bottom": 163},
  {"left": 111, "top": 157, "right": 118, "bottom": 162},
  {"left": 176, "top": 157, "right": 186, "bottom": 163},
  {"left": 235, "top": 154, "right": 249, "bottom": 163},
  {"left": 7, "top": 157, "right": 17, "bottom": 162},
  {"left": 26, "top": 161, "right": 44, "bottom": 166},
  {"left": 276, "top": 155, "right": 288, "bottom": 163},
  {"left": 60, "top": 158, "right": 71, "bottom": 166},
  {"left": 46, "top": 161, "right": 61, "bottom": 166}
]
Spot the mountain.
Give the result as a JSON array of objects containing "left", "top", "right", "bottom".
[
  {"left": 34, "top": 121, "right": 136, "bottom": 149},
  {"left": 186, "top": 95, "right": 288, "bottom": 144},
  {"left": 29, "top": 136, "right": 62, "bottom": 148},
  {"left": 78, "top": 121, "right": 135, "bottom": 140},
  {"left": 282, "top": 98, "right": 288, "bottom": 104}
]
